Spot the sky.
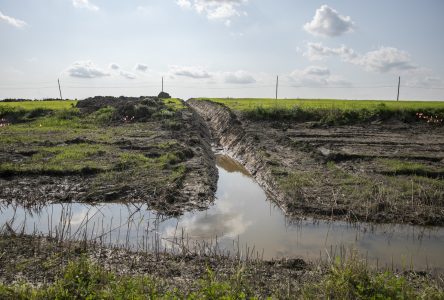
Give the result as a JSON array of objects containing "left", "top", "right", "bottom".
[{"left": 1, "top": 0, "right": 444, "bottom": 100}]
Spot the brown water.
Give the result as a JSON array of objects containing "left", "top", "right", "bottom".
[{"left": 1, "top": 154, "right": 443, "bottom": 271}]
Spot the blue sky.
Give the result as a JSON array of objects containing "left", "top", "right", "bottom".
[{"left": 1, "top": 0, "right": 443, "bottom": 100}]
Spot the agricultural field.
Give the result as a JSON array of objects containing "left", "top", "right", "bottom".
[{"left": 199, "top": 98, "right": 444, "bottom": 125}]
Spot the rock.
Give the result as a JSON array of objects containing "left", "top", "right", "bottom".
[{"left": 158, "top": 91, "right": 171, "bottom": 98}]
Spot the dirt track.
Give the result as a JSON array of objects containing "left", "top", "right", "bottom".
[{"left": 188, "top": 99, "right": 444, "bottom": 225}]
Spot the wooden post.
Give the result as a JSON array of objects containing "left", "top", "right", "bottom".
[
  {"left": 58, "top": 78, "right": 63, "bottom": 100},
  {"left": 397, "top": 76, "right": 400, "bottom": 101},
  {"left": 275, "top": 75, "right": 279, "bottom": 100}
]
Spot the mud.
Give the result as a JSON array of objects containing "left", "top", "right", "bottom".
[
  {"left": 0, "top": 97, "right": 218, "bottom": 216},
  {"left": 188, "top": 99, "right": 444, "bottom": 226}
]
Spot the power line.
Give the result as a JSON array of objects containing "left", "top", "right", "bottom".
[{"left": 1, "top": 83, "right": 444, "bottom": 90}]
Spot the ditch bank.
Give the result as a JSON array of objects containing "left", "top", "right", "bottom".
[
  {"left": 188, "top": 99, "right": 291, "bottom": 214},
  {"left": 188, "top": 99, "right": 444, "bottom": 225}
]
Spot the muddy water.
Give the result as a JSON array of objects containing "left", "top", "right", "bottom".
[{"left": 1, "top": 154, "right": 443, "bottom": 271}]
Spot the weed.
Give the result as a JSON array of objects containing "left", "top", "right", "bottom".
[{"left": 302, "top": 255, "right": 444, "bottom": 299}]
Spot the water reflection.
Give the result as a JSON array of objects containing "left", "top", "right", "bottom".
[{"left": 1, "top": 154, "right": 443, "bottom": 272}]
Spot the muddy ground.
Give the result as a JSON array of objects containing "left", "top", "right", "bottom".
[
  {"left": 188, "top": 99, "right": 444, "bottom": 226},
  {"left": 0, "top": 97, "right": 217, "bottom": 216}
]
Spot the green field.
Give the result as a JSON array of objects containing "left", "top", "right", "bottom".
[
  {"left": 199, "top": 98, "right": 444, "bottom": 111},
  {"left": 0, "top": 100, "right": 77, "bottom": 111},
  {"left": 198, "top": 98, "right": 444, "bottom": 124}
]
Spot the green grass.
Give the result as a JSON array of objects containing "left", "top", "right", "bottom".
[
  {"left": 163, "top": 98, "right": 185, "bottom": 111},
  {"left": 200, "top": 98, "right": 444, "bottom": 111},
  {"left": 302, "top": 256, "right": 444, "bottom": 299},
  {"left": 0, "top": 100, "right": 77, "bottom": 111},
  {"left": 198, "top": 98, "right": 444, "bottom": 124},
  {"left": 377, "top": 159, "right": 444, "bottom": 177}
]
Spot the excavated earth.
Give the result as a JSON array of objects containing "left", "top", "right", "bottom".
[{"left": 188, "top": 99, "right": 444, "bottom": 226}]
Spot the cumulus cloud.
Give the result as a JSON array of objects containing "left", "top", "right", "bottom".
[
  {"left": 109, "top": 63, "right": 120, "bottom": 70},
  {"left": 67, "top": 61, "right": 110, "bottom": 78},
  {"left": 177, "top": 0, "right": 248, "bottom": 25},
  {"left": 304, "top": 42, "right": 357, "bottom": 61},
  {"left": 224, "top": 70, "right": 256, "bottom": 84},
  {"left": 135, "top": 63, "right": 148, "bottom": 72},
  {"left": 170, "top": 65, "right": 212, "bottom": 79},
  {"left": 358, "top": 47, "right": 416, "bottom": 73},
  {"left": 72, "top": 0, "right": 99, "bottom": 11},
  {"left": 304, "top": 43, "right": 417, "bottom": 74},
  {"left": 289, "top": 66, "right": 349, "bottom": 87},
  {"left": 304, "top": 5, "right": 354, "bottom": 37},
  {"left": 0, "top": 10, "right": 27, "bottom": 28},
  {"left": 119, "top": 70, "right": 137, "bottom": 80}
]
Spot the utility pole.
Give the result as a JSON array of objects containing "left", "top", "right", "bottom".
[
  {"left": 397, "top": 76, "right": 400, "bottom": 101},
  {"left": 58, "top": 78, "right": 63, "bottom": 100},
  {"left": 162, "top": 77, "right": 164, "bottom": 92},
  {"left": 275, "top": 75, "right": 279, "bottom": 100}
]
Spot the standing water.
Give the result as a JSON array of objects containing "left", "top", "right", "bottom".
[{"left": 1, "top": 154, "right": 443, "bottom": 271}]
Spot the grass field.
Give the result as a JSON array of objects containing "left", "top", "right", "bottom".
[
  {"left": 199, "top": 98, "right": 444, "bottom": 111},
  {"left": 0, "top": 100, "right": 77, "bottom": 111},
  {"left": 198, "top": 98, "right": 444, "bottom": 124}
]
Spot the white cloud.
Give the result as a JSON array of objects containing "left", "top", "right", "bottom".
[
  {"left": 119, "top": 70, "right": 137, "bottom": 80},
  {"left": 304, "top": 5, "right": 354, "bottom": 37},
  {"left": 358, "top": 47, "right": 416, "bottom": 73},
  {"left": 406, "top": 75, "right": 443, "bottom": 88},
  {"left": 0, "top": 11, "right": 27, "bottom": 28},
  {"left": 304, "top": 42, "right": 357, "bottom": 61},
  {"left": 67, "top": 61, "right": 110, "bottom": 78},
  {"left": 135, "top": 63, "right": 148, "bottom": 72},
  {"left": 177, "top": 0, "right": 248, "bottom": 25},
  {"left": 109, "top": 63, "right": 120, "bottom": 70},
  {"left": 72, "top": 0, "right": 99, "bottom": 11},
  {"left": 176, "top": 0, "right": 192, "bottom": 9},
  {"left": 304, "top": 43, "right": 417, "bottom": 74},
  {"left": 288, "top": 66, "right": 349, "bottom": 87},
  {"left": 170, "top": 65, "right": 212, "bottom": 79},
  {"left": 224, "top": 70, "right": 256, "bottom": 84}
]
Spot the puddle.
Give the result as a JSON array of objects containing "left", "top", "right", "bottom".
[{"left": 1, "top": 154, "right": 443, "bottom": 271}]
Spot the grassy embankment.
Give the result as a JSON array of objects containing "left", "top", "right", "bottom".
[
  {"left": 196, "top": 98, "right": 444, "bottom": 224},
  {"left": 0, "top": 98, "right": 192, "bottom": 207},
  {"left": 201, "top": 98, "right": 444, "bottom": 125}
]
